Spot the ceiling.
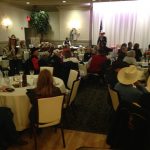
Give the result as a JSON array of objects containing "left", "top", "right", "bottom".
[{"left": 1, "top": 0, "right": 134, "bottom": 11}]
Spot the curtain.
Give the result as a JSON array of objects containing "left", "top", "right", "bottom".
[{"left": 92, "top": 1, "right": 150, "bottom": 50}]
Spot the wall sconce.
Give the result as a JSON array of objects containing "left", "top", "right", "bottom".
[{"left": 1, "top": 17, "right": 12, "bottom": 29}]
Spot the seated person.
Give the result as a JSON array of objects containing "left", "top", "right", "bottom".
[
  {"left": 30, "top": 47, "right": 40, "bottom": 74},
  {"left": 83, "top": 47, "right": 93, "bottom": 62},
  {"left": 61, "top": 51, "right": 79, "bottom": 86},
  {"left": 26, "top": 69, "right": 62, "bottom": 124},
  {"left": 0, "top": 107, "right": 27, "bottom": 149},
  {"left": 123, "top": 50, "right": 137, "bottom": 65},
  {"left": 117, "top": 43, "right": 127, "bottom": 61},
  {"left": 63, "top": 50, "right": 79, "bottom": 63},
  {"left": 133, "top": 43, "right": 142, "bottom": 62},
  {"left": 105, "top": 61, "right": 129, "bottom": 88},
  {"left": 63, "top": 37, "right": 71, "bottom": 46},
  {"left": 114, "top": 65, "right": 148, "bottom": 103},
  {"left": 127, "top": 41, "right": 133, "bottom": 51},
  {"left": 47, "top": 49, "right": 63, "bottom": 78},
  {"left": 87, "top": 49, "right": 108, "bottom": 74}
]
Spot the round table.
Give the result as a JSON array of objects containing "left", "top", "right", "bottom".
[{"left": 0, "top": 75, "right": 66, "bottom": 131}]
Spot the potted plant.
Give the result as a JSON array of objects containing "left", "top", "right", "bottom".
[{"left": 29, "top": 10, "right": 50, "bottom": 41}]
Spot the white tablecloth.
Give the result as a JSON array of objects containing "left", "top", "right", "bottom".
[{"left": 0, "top": 75, "right": 66, "bottom": 131}]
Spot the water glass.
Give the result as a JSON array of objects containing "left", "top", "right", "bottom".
[{"left": 30, "top": 70, "right": 34, "bottom": 75}]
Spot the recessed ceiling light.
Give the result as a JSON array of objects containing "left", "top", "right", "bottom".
[
  {"left": 26, "top": 1, "right": 30, "bottom": 5},
  {"left": 92, "top": 0, "right": 96, "bottom": 1},
  {"left": 62, "top": 0, "right": 66, "bottom": 3}
]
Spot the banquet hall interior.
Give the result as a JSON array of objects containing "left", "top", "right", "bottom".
[{"left": 0, "top": 0, "right": 150, "bottom": 150}]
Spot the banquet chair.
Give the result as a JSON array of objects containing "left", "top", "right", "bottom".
[
  {"left": 33, "top": 95, "right": 65, "bottom": 150},
  {"left": 146, "top": 76, "right": 150, "bottom": 92},
  {"left": 64, "top": 79, "right": 81, "bottom": 108},
  {"left": 79, "top": 63, "right": 87, "bottom": 77},
  {"left": 108, "top": 85, "right": 120, "bottom": 111},
  {"left": 40, "top": 66, "right": 54, "bottom": 75},
  {"left": 67, "top": 69, "right": 79, "bottom": 90}
]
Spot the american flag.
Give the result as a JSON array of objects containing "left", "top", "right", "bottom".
[{"left": 100, "top": 20, "right": 103, "bottom": 33}]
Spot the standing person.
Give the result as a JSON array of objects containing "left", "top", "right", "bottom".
[
  {"left": 97, "top": 32, "right": 107, "bottom": 49},
  {"left": 97, "top": 32, "right": 112, "bottom": 55},
  {"left": 30, "top": 47, "right": 40, "bottom": 74},
  {"left": 6, "top": 34, "right": 23, "bottom": 75},
  {"left": 26, "top": 69, "right": 62, "bottom": 124},
  {"left": 63, "top": 37, "right": 71, "bottom": 46}
]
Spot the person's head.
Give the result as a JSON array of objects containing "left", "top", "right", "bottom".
[
  {"left": 148, "top": 44, "right": 150, "bottom": 50},
  {"left": 11, "top": 34, "right": 16, "bottom": 39},
  {"left": 36, "top": 69, "right": 54, "bottom": 97},
  {"left": 134, "top": 43, "right": 139, "bottom": 50},
  {"left": 112, "top": 61, "right": 129, "bottom": 72},
  {"left": 99, "top": 32, "right": 105, "bottom": 36},
  {"left": 121, "top": 43, "right": 127, "bottom": 53},
  {"left": 128, "top": 42, "right": 132, "bottom": 48},
  {"left": 126, "top": 50, "right": 135, "bottom": 58},
  {"left": 66, "top": 37, "right": 69, "bottom": 40},
  {"left": 30, "top": 47, "right": 39, "bottom": 56},
  {"left": 117, "top": 65, "right": 140, "bottom": 85},
  {"left": 53, "top": 49, "right": 61, "bottom": 57},
  {"left": 64, "top": 50, "right": 72, "bottom": 58}
]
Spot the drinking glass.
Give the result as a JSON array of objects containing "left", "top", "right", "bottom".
[
  {"left": 30, "top": 70, "right": 34, "bottom": 79},
  {"left": 4, "top": 77, "right": 10, "bottom": 86},
  {"left": 19, "top": 70, "right": 24, "bottom": 76},
  {"left": 4, "top": 70, "right": 8, "bottom": 78},
  {"left": 30, "top": 70, "right": 34, "bottom": 75}
]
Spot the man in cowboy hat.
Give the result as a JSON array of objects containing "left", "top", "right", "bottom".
[
  {"left": 114, "top": 65, "right": 148, "bottom": 103},
  {"left": 97, "top": 32, "right": 107, "bottom": 49},
  {"left": 97, "top": 32, "right": 112, "bottom": 55}
]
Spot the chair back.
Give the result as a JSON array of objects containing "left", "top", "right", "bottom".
[
  {"left": 67, "top": 69, "right": 78, "bottom": 89},
  {"left": 40, "top": 66, "right": 54, "bottom": 75},
  {"left": 108, "top": 85, "right": 119, "bottom": 111},
  {"left": 68, "top": 79, "right": 80, "bottom": 106},
  {"left": 79, "top": 63, "right": 87, "bottom": 77},
  {"left": 146, "top": 76, "right": 150, "bottom": 92},
  {"left": 37, "top": 95, "right": 64, "bottom": 127},
  {"left": 1, "top": 60, "right": 9, "bottom": 69}
]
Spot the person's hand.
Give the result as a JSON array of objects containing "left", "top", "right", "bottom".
[{"left": 133, "top": 81, "right": 141, "bottom": 87}]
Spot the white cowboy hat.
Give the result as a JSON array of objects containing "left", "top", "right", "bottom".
[{"left": 117, "top": 65, "right": 141, "bottom": 85}]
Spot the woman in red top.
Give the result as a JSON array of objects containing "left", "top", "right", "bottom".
[{"left": 87, "top": 49, "right": 108, "bottom": 74}]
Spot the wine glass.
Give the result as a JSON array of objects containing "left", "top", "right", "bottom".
[
  {"left": 30, "top": 70, "right": 34, "bottom": 79},
  {"left": 19, "top": 70, "right": 23, "bottom": 85},
  {"left": 19, "top": 70, "right": 24, "bottom": 76},
  {"left": 4, "top": 70, "right": 8, "bottom": 78},
  {"left": 30, "top": 70, "right": 34, "bottom": 75},
  {"left": 4, "top": 77, "right": 10, "bottom": 86}
]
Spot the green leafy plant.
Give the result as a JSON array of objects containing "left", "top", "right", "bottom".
[{"left": 30, "top": 11, "right": 50, "bottom": 41}]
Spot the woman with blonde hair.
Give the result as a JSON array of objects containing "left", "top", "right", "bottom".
[{"left": 26, "top": 69, "right": 61, "bottom": 124}]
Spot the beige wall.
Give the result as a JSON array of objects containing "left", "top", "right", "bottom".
[
  {"left": 0, "top": 2, "right": 90, "bottom": 47},
  {"left": 59, "top": 9, "right": 90, "bottom": 41},
  {"left": 0, "top": 2, "right": 30, "bottom": 42}
]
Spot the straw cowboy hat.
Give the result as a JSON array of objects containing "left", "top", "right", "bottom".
[{"left": 117, "top": 65, "right": 140, "bottom": 85}]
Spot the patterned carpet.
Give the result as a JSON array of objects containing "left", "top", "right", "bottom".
[{"left": 63, "top": 75, "right": 114, "bottom": 134}]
